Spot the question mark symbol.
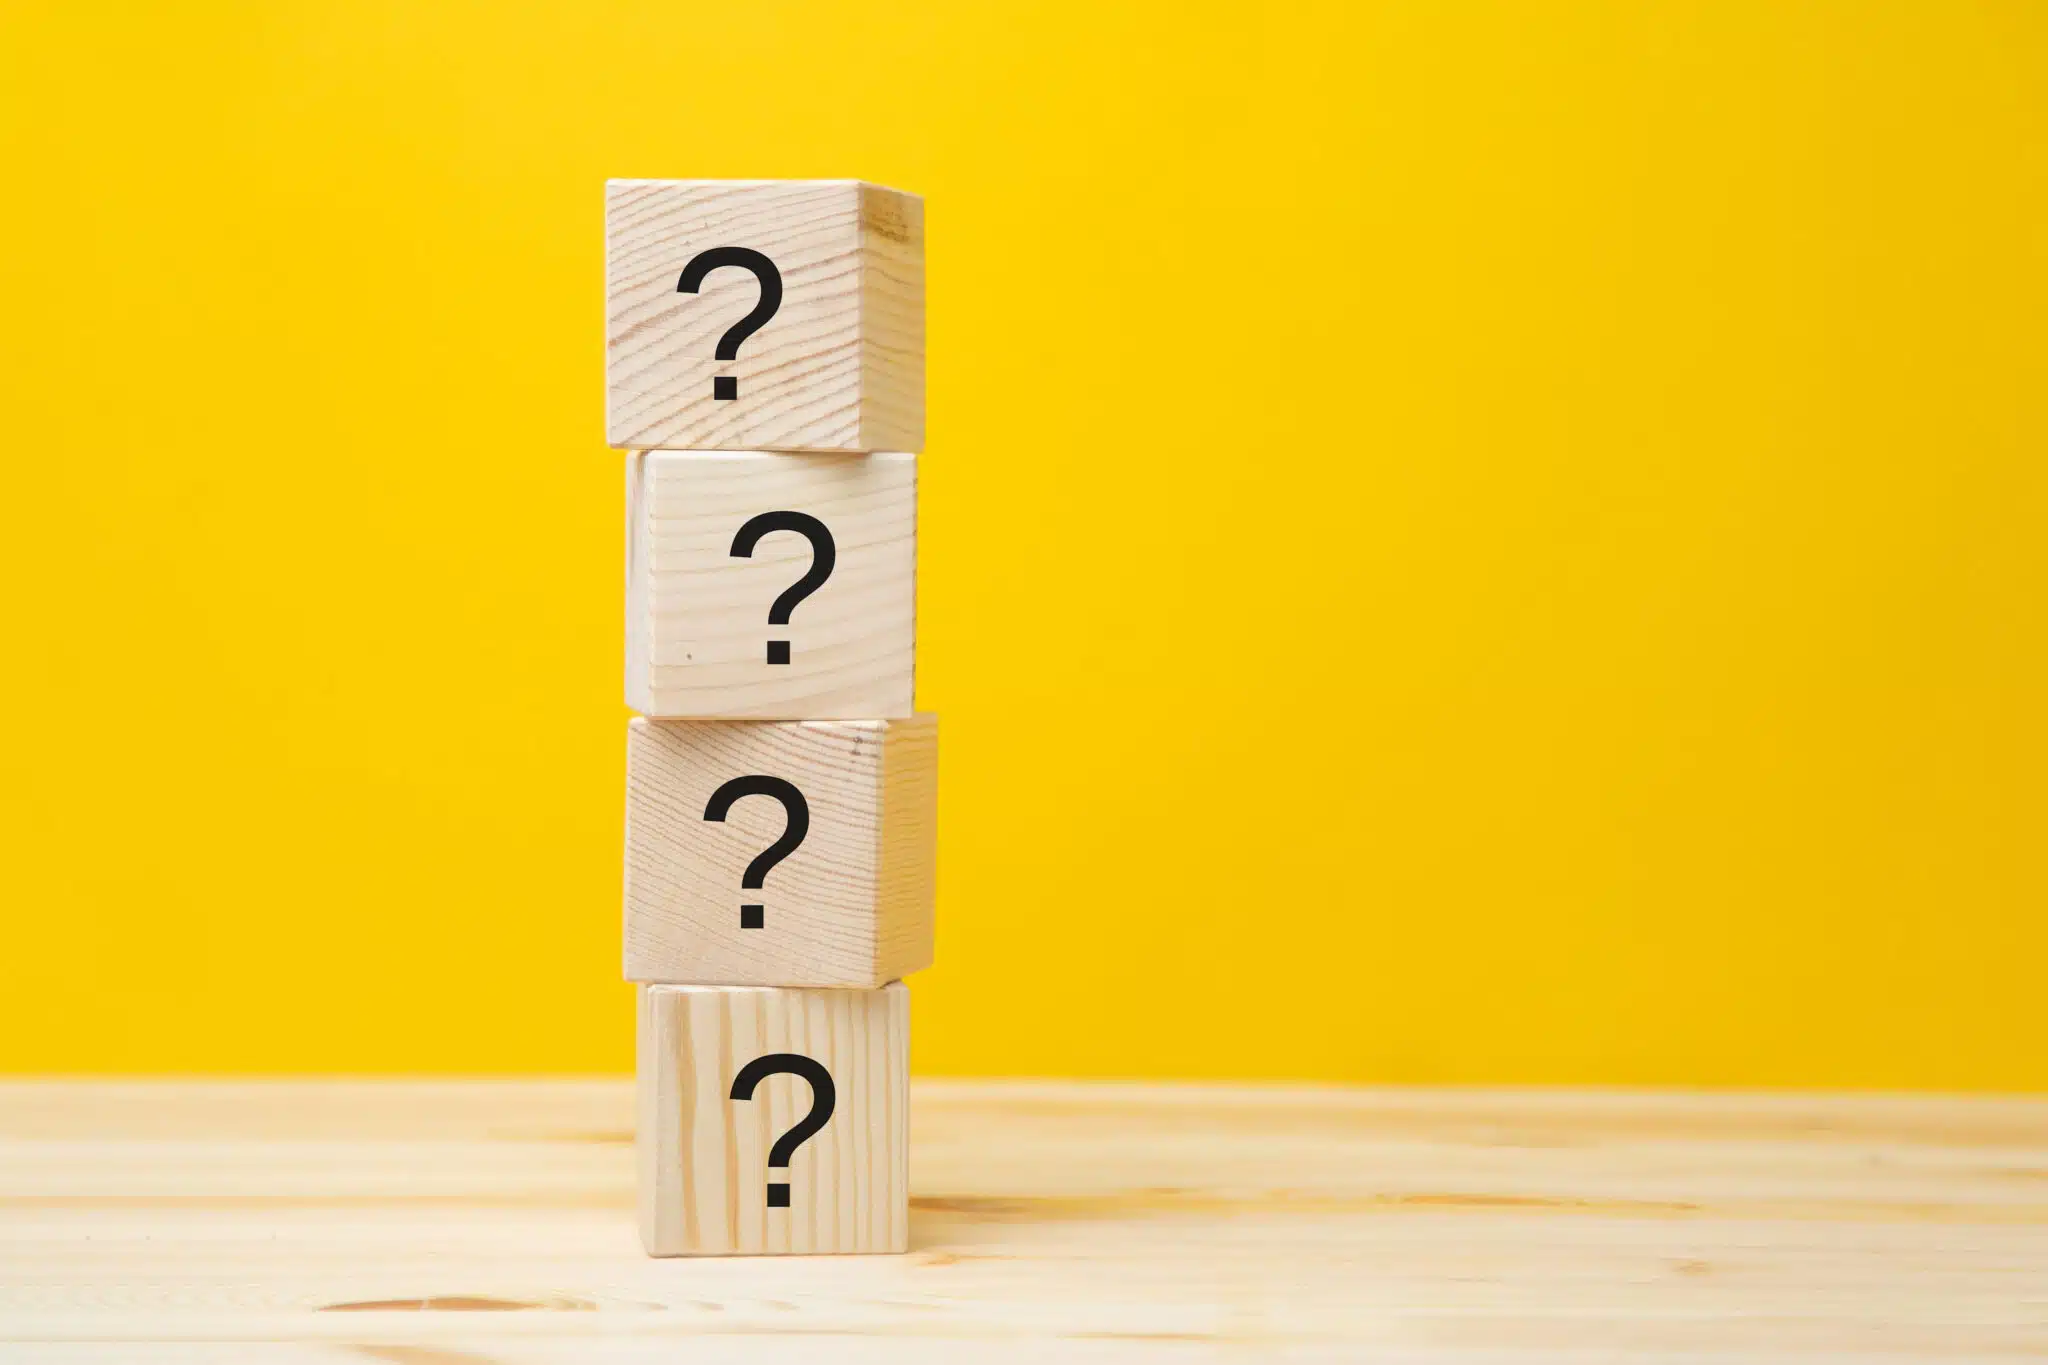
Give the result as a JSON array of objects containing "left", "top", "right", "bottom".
[
  {"left": 729, "top": 1053, "right": 835, "bottom": 1208},
  {"left": 676, "top": 247, "right": 783, "bottom": 400},
  {"left": 729, "top": 511, "right": 836, "bottom": 666},
  {"left": 702, "top": 775, "right": 809, "bottom": 929}
]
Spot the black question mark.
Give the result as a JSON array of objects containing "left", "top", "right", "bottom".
[
  {"left": 729, "top": 511, "right": 836, "bottom": 666},
  {"left": 676, "top": 247, "right": 783, "bottom": 400},
  {"left": 701, "top": 775, "right": 809, "bottom": 929},
  {"left": 729, "top": 1053, "right": 836, "bottom": 1208}
]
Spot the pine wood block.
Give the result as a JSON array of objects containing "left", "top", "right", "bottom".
[
  {"left": 607, "top": 179, "right": 923, "bottom": 452},
  {"left": 626, "top": 450, "right": 915, "bottom": 720},
  {"left": 637, "top": 982, "right": 909, "bottom": 1257},
  {"left": 625, "top": 715, "right": 937, "bottom": 988}
]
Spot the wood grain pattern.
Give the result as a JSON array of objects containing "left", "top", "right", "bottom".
[
  {"left": 637, "top": 983, "right": 909, "bottom": 1256},
  {"left": 0, "top": 1079, "right": 2044, "bottom": 1358},
  {"left": 626, "top": 450, "right": 915, "bottom": 720},
  {"left": 624, "top": 716, "right": 937, "bottom": 987},
  {"left": 606, "top": 180, "right": 923, "bottom": 452}
]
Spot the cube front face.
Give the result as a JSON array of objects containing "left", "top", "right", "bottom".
[
  {"left": 625, "top": 716, "right": 937, "bottom": 988},
  {"left": 638, "top": 983, "right": 909, "bottom": 1256},
  {"left": 626, "top": 451, "right": 916, "bottom": 720},
  {"left": 606, "top": 180, "right": 924, "bottom": 452}
]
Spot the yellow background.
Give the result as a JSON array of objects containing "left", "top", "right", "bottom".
[{"left": 1, "top": 2, "right": 2042, "bottom": 1087}]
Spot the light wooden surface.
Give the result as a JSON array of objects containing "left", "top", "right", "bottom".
[
  {"left": 1, "top": 1080, "right": 2043, "bottom": 1361},
  {"left": 624, "top": 716, "right": 937, "bottom": 987},
  {"left": 638, "top": 984, "right": 909, "bottom": 1256},
  {"left": 606, "top": 180, "right": 924, "bottom": 452},
  {"left": 625, "top": 450, "right": 916, "bottom": 720}
]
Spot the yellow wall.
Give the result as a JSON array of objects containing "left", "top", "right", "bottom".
[{"left": 1, "top": 2, "right": 2042, "bottom": 1087}]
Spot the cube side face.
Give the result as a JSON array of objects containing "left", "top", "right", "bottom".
[
  {"left": 625, "top": 453, "right": 652, "bottom": 702},
  {"left": 873, "top": 713, "right": 939, "bottom": 982},
  {"left": 625, "top": 719, "right": 891, "bottom": 987},
  {"left": 858, "top": 185, "right": 926, "bottom": 453},
  {"left": 637, "top": 983, "right": 909, "bottom": 1256},
  {"left": 607, "top": 180, "right": 919, "bottom": 452},
  {"left": 635, "top": 981, "right": 678, "bottom": 1252},
  {"left": 625, "top": 451, "right": 916, "bottom": 720}
]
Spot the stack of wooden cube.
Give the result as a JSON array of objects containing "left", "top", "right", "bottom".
[{"left": 605, "top": 180, "right": 933, "bottom": 1257}]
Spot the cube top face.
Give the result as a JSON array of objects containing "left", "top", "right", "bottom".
[
  {"left": 638, "top": 982, "right": 909, "bottom": 1256},
  {"left": 627, "top": 450, "right": 916, "bottom": 720},
  {"left": 625, "top": 715, "right": 938, "bottom": 988},
  {"left": 606, "top": 180, "right": 924, "bottom": 452}
]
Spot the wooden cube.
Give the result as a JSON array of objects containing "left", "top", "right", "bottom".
[
  {"left": 606, "top": 180, "right": 923, "bottom": 452},
  {"left": 638, "top": 982, "right": 909, "bottom": 1256},
  {"left": 625, "top": 715, "right": 937, "bottom": 988},
  {"left": 626, "top": 450, "right": 915, "bottom": 720}
]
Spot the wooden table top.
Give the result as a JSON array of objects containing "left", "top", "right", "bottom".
[{"left": 1, "top": 1079, "right": 2043, "bottom": 1361}]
